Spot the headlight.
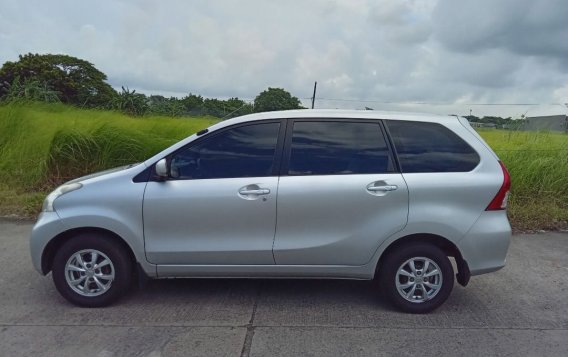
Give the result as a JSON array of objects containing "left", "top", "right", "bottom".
[{"left": 42, "top": 183, "right": 83, "bottom": 212}]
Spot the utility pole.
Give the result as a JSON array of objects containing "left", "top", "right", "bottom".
[{"left": 311, "top": 81, "right": 317, "bottom": 109}]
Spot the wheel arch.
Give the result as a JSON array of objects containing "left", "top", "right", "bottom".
[
  {"left": 376, "top": 233, "right": 470, "bottom": 286},
  {"left": 41, "top": 227, "right": 136, "bottom": 275}
]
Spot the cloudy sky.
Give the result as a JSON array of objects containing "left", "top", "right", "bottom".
[{"left": 1, "top": 0, "right": 568, "bottom": 117}]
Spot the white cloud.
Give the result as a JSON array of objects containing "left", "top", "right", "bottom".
[{"left": 0, "top": 0, "right": 567, "bottom": 117}]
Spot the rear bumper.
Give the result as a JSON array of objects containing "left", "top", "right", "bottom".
[{"left": 457, "top": 210, "right": 511, "bottom": 276}]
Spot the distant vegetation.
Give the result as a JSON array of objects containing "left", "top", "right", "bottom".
[
  {"left": 0, "top": 102, "right": 566, "bottom": 231},
  {"left": 464, "top": 115, "right": 525, "bottom": 129},
  {"left": 0, "top": 53, "right": 304, "bottom": 118}
]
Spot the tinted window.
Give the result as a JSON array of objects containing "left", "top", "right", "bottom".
[
  {"left": 170, "top": 122, "right": 280, "bottom": 179},
  {"left": 386, "top": 120, "right": 480, "bottom": 173},
  {"left": 288, "top": 121, "right": 394, "bottom": 175}
]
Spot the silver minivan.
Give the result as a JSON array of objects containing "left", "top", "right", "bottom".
[{"left": 30, "top": 110, "right": 511, "bottom": 313}]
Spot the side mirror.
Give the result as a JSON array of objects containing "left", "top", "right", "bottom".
[{"left": 155, "top": 158, "right": 169, "bottom": 178}]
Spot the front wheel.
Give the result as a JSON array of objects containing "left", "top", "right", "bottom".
[
  {"left": 379, "top": 243, "right": 454, "bottom": 313},
  {"left": 52, "top": 233, "right": 133, "bottom": 307}
]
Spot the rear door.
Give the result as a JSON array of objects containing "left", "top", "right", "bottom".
[
  {"left": 384, "top": 120, "right": 488, "bottom": 236},
  {"left": 273, "top": 119, "right": 409, "bottom": 266}
]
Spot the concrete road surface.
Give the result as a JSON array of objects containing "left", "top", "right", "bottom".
[{"left": 1, "top": 220, "right": 567, "bottom": 356}]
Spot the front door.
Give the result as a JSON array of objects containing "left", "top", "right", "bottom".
[{"left": 143, "top": 121, "right": 283, "bottom": 265}]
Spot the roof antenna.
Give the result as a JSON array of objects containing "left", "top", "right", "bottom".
[{"left": 311, "top": 81, "right": 317, "bottom": 109}]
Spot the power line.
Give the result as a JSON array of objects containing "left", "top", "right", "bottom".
[{"left": 303, "top": 97, "right": 565, "bottom": 106}]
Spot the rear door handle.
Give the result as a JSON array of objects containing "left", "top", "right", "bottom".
[
  {"left": 367, "top": 184, "right": 398, "bottom": 192},
  {"left": 239, "top": 188, "right": 270, "bottom": 195}
]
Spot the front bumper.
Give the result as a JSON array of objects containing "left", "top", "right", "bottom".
[{"left": 30, "top": 211, "right": 66, "bottom": 274}]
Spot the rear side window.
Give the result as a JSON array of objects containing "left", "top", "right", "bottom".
[
  {"left": 386, "top": 120, "right": 480, "bottom": 173},
  {"left": 287, "top": 121, "right": 395, "bottom": 175}
]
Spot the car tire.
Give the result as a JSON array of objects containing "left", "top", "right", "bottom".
[
  {"left": 379, "top": 243, "right": 454, "bottom": 313},
  {"left": 52, "top": 233, "right": 133, "bottom": 307}
]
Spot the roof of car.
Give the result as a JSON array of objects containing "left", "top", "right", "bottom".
[{"left": 222, "top": 109, "right": 460, "bottom": 126}]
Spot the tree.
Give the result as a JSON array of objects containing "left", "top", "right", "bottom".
[
  {"left": 181, "top": 93, "right": 205, "bottom": 113},
  {"left": 224, "top": 97, "right": 254, "bottom": 118},
  {"left": 110, "top": 87, "right": 148, "bottom": 116},
  {"left": 148, "top": 96, "right": 185, "bottom": 117},
  {"left": 2, "top": 77, "right": 60, "bottom": 103},
  {"left": 253, "top": 87, "right": 303, "bottom": 112},
  {"left": 179, "top": 94, "right": 253, "bottom": 118},
  {"left": 0, "top": 53, "right": 116, "bottom": 107}
]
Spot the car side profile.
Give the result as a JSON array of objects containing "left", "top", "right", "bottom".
[{"left": 30, "top": 109, "right": 511, "bottom": 313}]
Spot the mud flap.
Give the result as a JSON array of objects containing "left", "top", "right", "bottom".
[{"left": 455, "top": 256, "right": 471, "bottom": 287}]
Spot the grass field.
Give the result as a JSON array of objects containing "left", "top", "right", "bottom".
[
  {"left": 0, "top": 102, "right": 566, "bottom": 231},
  {"left": 0, "top": 102, "right": 217, "bottom": 216},
  {"left": 477, "top": 129, "right": 568, "bottom": 230}
]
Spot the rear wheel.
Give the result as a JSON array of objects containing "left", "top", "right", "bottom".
[
  {"left": 379, "top": 243, "right": 454, "bottom": 313},
  {"left": 52, "top": 233, "right": 133, "bottom": 307}
]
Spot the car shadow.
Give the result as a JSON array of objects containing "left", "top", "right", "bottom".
[{"left": 126, "top": 277, "right": 393, "bottom": 311}]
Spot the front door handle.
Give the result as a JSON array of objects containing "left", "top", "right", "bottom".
[
  {"left": 238, "top": 188, "right": 270, "bottom": 195},
  {"left": 367, "top": 184, "right": 398, "bottom": 192}
]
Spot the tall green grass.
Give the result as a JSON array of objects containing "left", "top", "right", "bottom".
[
  {"left": 477, "top": 129, "right": 568, "bottom": 230},
  {"left": 0, "top": 102, "right": 217, "bottom": 215},
  {"left": 0, "top": 103, "right": 566, "bottom": 230}
]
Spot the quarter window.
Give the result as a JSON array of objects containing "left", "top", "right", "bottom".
[
  {"left": 170, "top": 122, "right": 280, "bottom": 179},
  {"left": 287, "top": 121, "right": 394, "bottom": 175},
  {"left": 386, "top": 120, "right": 480, "bottom": 173}
]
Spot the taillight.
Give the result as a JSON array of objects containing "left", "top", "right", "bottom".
[{"left": 486, "top": 161, "right": 511, "bottom": 211}]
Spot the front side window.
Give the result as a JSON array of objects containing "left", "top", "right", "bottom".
[
  {"left": 287, "top": 121, "right": 394, "bottom": 175},
  {"left": 386, "top": 120, "right": 480, "bottom": 173},
  {"left": 170, "top": 122, "right": 280, "bottom": 179}
]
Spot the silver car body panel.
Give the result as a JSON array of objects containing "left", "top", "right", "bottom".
[
  {"left": 456, "top": 210, "right": 511, "bottom": 275},
  {"left": 30, "top": 109, "right": 511, "bottom": 281},
  {"left": 31, "top": 164, "right": 158, "bottom": 277},
  {"left": 30, "top": 211, "right": 67, "bottom": 273},
  {"left": 156, "top": 263, "right": 375, "bottom": 279},
  {"left": 273, "top": 173, "right": 408, "bottom": 266},
  {"left": 143, "top": 177, "right": 279, "bottom": 265}
]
